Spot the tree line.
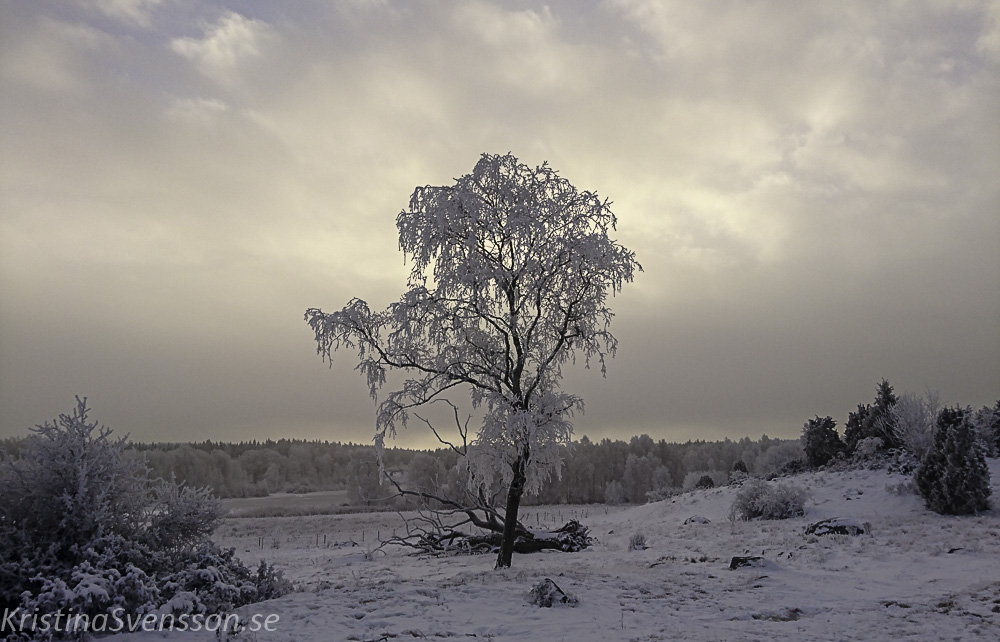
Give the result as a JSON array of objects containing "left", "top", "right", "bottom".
[
  {"left": 800, "top": 379, "right": 999, "bottom": 468},
  {"left": 0, "top": 432, "right": 802, "bottom": 503},
  {"left": 90, "top": 434, "right": 803, "bottom": 504}
]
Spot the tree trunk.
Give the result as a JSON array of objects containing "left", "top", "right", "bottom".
[{"left": 495, "top": 454, "right": 527, "bottom": 568}]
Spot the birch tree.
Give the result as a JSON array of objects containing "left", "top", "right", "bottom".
[{"left": 305, "top": 153, "right": 639, "bottom": 568}]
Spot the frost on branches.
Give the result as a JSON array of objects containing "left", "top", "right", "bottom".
[{"left": 306, "top": 153, "right": 639, "bottom": 568}]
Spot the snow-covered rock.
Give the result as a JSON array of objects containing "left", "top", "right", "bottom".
[
  {"left": 805, "top": 517, "right": 870, "bottom": 537},
  {"left": 684, "top": 515, "right": 711, "bottom": 524},
  {"left": 528, "top": 578, "right": 577, "bottom": 607}
]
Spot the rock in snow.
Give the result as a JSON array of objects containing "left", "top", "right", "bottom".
[
  {"left": 529, "top": 578, "right": 578, "bottom": 607},
  {"left": 729, "top": 556, "right": 768, "bottom": 570},
  {"left": 805, "top": 517, "right": 870, "bottom": 537}
]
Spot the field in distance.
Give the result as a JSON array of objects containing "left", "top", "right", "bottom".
[{"left": 222, "top": 490, "right": 353, "bottom": 517}]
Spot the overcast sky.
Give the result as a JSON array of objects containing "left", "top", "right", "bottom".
[{"left": 1, "top": 0, "right": 998, "bottom": 447}]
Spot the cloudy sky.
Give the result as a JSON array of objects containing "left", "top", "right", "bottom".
[{"left": 1, "top": 0, "right": 998, "bottom": 447}]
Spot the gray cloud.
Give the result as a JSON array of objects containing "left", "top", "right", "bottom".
[{"left": 1, "top": 0, "right": 997, "bottom": 445}]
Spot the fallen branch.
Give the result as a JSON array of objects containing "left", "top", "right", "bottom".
[{"left": 379, "top": 474, "right": 591, "bottom": 556}]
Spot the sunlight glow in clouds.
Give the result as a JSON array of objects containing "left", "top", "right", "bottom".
[
  {"left": 1, "top": 0, "right": 997, "bottom": 445},
  {"left": 171, "top": 11, "right": 273, "bottom": 81}
]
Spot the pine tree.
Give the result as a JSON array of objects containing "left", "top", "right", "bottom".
[
  {"left": 915, "top": 406, "right": 992, "bottom": 515},
  {"left": 843, "top": 379, "right": 902, "bottom": 455},
  {"left": 843, "top": 403, "right": 871, "bottom": 454},
  {"left": 866, "top": 379, "right": 901, "bottom": 450},
  {"left": 801, "top": 415, "right": 844, "bottom": 468},
  {"left": 994, "top": 400, "right": 1000, "bottom": 454},
  {"left": 972, "top": 400, "right": 1000, "bottom": 457}
]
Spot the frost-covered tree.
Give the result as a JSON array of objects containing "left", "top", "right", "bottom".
[
  {"left": 890, "top": 390, "right": 940, "bottom": 460},
  {"left": 971, "top": 401, "right": 1000, "bottom": 458},
  {"left": 801, "top": 415, "right": 844, "bottom": 468},
  {"left": 915, "top": 406, "right": 992, "bottom": 515},
  {"left": 306, "top": 153, "right": 639, "bottom": 568}
]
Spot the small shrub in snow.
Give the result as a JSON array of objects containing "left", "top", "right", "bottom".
[
  {"left": 255, "top": 559, "right": 295, "bottom": 601},
  {"left": 852, "top": 437, "right": 885, "bottom": 467},
  {"left": 682, "top": 470, "right": 727, "bottom": 491},
  {"left": 885, "top": 448, "right": 920, "bottom": 475},
  {"left": 645, "top": 486, "right": 680, "bottom": 502},
  {"left": 628, "top": 532, "right": 647, "bottom": 551},
  {"left": 695, "top": 474, "right": 715, "bottom": 489},
  {"left": 778, "top": 458, "right": 807, "bottom": 476},
  {"left": 915, "top": 406, "right": 992, "bottom": 515},
  {"left": 729, "top": 479, "right": 807, "bottom": 521}
]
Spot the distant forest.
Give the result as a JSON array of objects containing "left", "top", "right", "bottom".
[
  {"left": 0, "top": 432, "right": 802, "bottom": 505},
  {"left": 0, "top": 433, "right": 813, "bottom": 506},
  {"left": 3, "top": 381, "right": 994, "bottom": 508}
]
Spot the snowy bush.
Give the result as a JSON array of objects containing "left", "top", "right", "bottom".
[
  {"left": 728, "top": 479, "right": 808, "bottom": 521},
  {"left": 915, "top": 406, "right": 992, "bottom": 515},
  {"left": 728, "top": 469, "right": 749, "bottom": 485},
  {"left": 628, "top": 532, "right": 647, "bottom": 551},
  {"left": 851, "top": 437, "right": 885, "bottom": 467},
  {"left": 695, "top": 474, "right": 715, "bottom": 489},
  {"left": 885, "top": 448, "right": 920, "bottom": 475},
  {"left": 644, "top": 486, "right": 680, "bottom": 502},
  {"left": 0, "top": 398, "right": 290, "bottom": 628},
  {"left": 152, "top": 547, "right": 290, "bottom": 620},
  {"left": 254, "top": 559, "right": 295, "bottom": 601},
  {"left": 682, "top": 470, "right": 727, "bottom": 491}
]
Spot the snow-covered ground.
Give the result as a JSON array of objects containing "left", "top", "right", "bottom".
[{"left": 116, "top": 460, "right": 1000, "bottom": 641}]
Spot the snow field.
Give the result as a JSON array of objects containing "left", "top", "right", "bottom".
[{"left": 114, "top": 461, "right": 1000, "bottom": 641}]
